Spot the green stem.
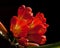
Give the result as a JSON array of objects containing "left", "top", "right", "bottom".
[{"left": 27, "top": 42, "right": 60, "bottom": 48}]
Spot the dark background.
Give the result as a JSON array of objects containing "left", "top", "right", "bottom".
[{"left": 0, "top": 0, "right": 60, "bottom": 45}]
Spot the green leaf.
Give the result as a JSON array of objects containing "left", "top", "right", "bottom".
[{"left": 27, "top": 42, "right": 60, "bottom": 48}]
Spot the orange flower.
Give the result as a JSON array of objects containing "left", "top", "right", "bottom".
[
  {"left": 28, "top": 12, "right": 49, "bottom": 35},
  {"left": 28, "top": 12, "right": 49, "bottom": 45},
  {"left": 10, "top": 5, "right": 49, "bottom": 45},
  {"left": 18, "top": 37, "right": 28, "bottom": 46},
  {"left": 10, "top": 16, "right": 29, "bottom": 38},
  {"left": 18, "top": 5, "right": 33, "bottom": 24},
  {"left": 28, "top": 34, "right": 46, "bottom": 45}
]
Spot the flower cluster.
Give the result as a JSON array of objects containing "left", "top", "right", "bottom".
[{"left": 10, "top": 5, "right": 49, "bottom": 46}]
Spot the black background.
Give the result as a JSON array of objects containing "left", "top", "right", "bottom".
[{"left": 0, "top": 0, "right": 60, "bottom": 45}]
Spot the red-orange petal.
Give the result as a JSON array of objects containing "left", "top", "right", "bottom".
[
  {"left": 18, "top": 37, "right": 28, "bottom": 46},
  {"left": 35, "top": 12, "right": 46, "bottom": 23},
  {"left": 28, "top": 34, "right": 46, "bottom": 45},
  {"left": 10, "top": 16, "right": 19, "bottom": 32},
  {"left": 33, "top": 17, "right": 42, "bottom": 25},
  {"left": 39, "top": 35, "right": 46, "bottom": 44},
  {"left": 29, "top": 22, "right": 47, "bottom": 35},
  {"left": 10, "top": 16, "right": 29, "bottom": 38},
  {"left": 18, "top": 5, "right": 33, "bottom": 24},
  {"left": 18, "top": 25, "right": 29, "bottom": 38},
  {"left": 18, "top": 5, "right": 25, "bottom": 16}
]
